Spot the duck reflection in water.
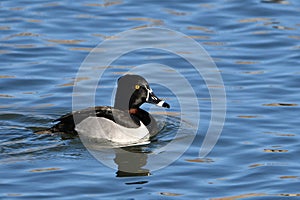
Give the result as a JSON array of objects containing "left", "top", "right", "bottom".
[{"left": 114, "top": 147, "right": 150, "bottom": 177}]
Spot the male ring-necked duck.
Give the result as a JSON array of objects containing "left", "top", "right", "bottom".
[{"left": 50, "top": 74, "right": 170, "bottom": 144}]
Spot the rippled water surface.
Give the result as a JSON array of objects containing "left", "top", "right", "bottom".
[{"left": 1, "top": 0, "right": 300, "bottom": 199}]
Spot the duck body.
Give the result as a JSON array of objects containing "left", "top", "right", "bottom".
[
  {"left": 50, "top": 75, "right": 170, "bottom": 145},
  {"left": 52, "top": 106, "right": 158, "bottom": 136}
]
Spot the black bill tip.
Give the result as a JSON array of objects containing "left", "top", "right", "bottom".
[{"left": 162, "top": 102, "right": 170, "bottom": 108}]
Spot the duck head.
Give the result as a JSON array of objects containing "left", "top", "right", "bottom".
[{"left": 114, "top": 75, "right": 170, "bottom": 111}]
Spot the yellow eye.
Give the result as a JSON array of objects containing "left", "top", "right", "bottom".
[{"left": 135, "top": 85, "right": 140, "bottom": 90}]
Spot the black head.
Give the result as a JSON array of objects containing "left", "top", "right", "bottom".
[{"left": 114, "top": 74, "right": 170, "bottom": 110}]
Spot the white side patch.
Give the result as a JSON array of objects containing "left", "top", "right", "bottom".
[{"left": 75, "top": 117, "right": 150, "bottom": 145}]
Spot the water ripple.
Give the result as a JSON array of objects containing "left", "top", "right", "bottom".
[{"left": 0, "top": 0, "right": 300, "bottom": 199}]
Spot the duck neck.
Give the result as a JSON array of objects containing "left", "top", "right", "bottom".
[
  {"left": 114, "top": 87, "right": 134, "bottom": 111},
  {"left": 114, "top": 101, "right": 139, "bottom": 115}
]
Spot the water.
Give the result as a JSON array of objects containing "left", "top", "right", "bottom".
[{"left": 1, "top": 0, "right": 300, "bottom": 199}]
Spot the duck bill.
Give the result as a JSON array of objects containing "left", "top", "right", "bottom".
[{"left": 146, "top": 89, "right": 170, "bottom": 108}]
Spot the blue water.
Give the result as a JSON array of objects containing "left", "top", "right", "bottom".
[{"left": 1, "top": 0, "right": 300, "bottom": 199}]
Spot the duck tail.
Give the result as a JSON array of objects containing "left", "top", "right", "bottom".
[{"left": 33, "top": 127, "right": 54, "bottom": 134}]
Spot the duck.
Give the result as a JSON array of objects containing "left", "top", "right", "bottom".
[{"left": 50, "top": 74, "right": 170, "bottom": 145}]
